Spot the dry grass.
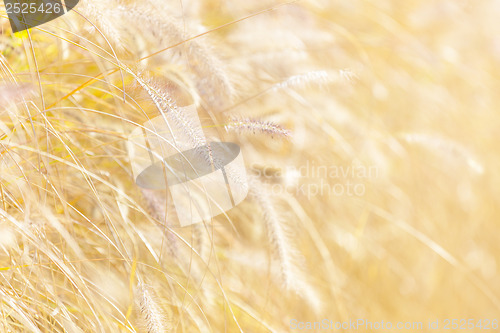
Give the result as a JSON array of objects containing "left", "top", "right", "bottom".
[{"left": 1, "top": 0, "right": 499, "bottom": 331}]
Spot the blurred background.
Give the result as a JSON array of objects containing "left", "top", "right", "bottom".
[{"left": 1, "top": 0, "right": 499, "bottom": 331}]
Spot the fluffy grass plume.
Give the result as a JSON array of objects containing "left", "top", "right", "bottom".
[{"left": 1, "top": 0, "right": 499, "bottom": 331}]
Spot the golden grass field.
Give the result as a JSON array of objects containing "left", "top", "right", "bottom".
[{"left": 1, "top": 0, "right": 499, "bottom": 331}]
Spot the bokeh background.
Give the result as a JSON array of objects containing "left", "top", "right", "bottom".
[{"left": 1, "top": 0, "right": 499, "bottom": 331}]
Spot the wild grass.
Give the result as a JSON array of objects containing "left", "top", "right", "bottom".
[{"left": 1, "top": 0, "right": 500, "bottom": 332}]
